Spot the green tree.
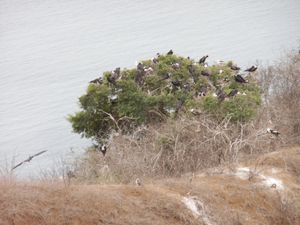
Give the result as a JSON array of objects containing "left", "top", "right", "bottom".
[{"left": 68, "top": 53, "right": 261, "bottom": 142}]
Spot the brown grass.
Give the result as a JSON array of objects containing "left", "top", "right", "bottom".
[{"left": 1, "top": 146, "right": 300, "bottom": 225}]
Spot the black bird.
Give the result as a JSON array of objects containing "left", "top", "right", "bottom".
[
  {"left": 228, "top": 89, "right": 238, "bottom": 97},
  {"left": 89, "top": 77, "right": 103, "bottom": 84},
  {"left": 152, "top": 57, "right": 158, "bottom": 64},
  {"left": 113, "top": 67, "right": 121, "bottom": 76},
  {"left": 199, "top": 55, "right": 208, "bottom": 64},
  {"left": 188, "top": 65, "right": 198, "bottom": 83},
  {"left": 230, "top": 65, "right": 240, "bottom": 71},
  {"left": 201, "top": 70, "right": 211, "bottom": 76},
  {"left": 183, "top": 83, "right": 191, "bottom": 92},
  {"left": 137, "top": 63, "right": 144, "bottom": 71},
  {"left": 197, "top": 86, "right": 207, "bottom": 97},
  {"left": 167, "top": 49, "right": 173, "bottom": 55},
  {"left": 245, "top": 65, "right": 257, "bottom": 72},
  {"left": 217, "top": 89, "right": 226, "bottom": 102},
  {"left": 107, "top": 74, "right": 116, "bottom": 85},
  {"left": 160, "top": 73, "right": 171, "bottom": 81},
  {"left": 234, "top": 74, "right": 248, "bottom": 83},
  {"left": 175, "top": 98, "right": 185, "bottom": 113},
  {"left": 188, "top": 64, "right": 196, "bottom": 75},
  {"left": 171, "top": 80, "right": 181, "bottom": 87},
  {"left": 135, "top": 63, "right": 146, "bottom": 85}
]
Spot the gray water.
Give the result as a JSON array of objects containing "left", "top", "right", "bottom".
[{"left": 1, "top": 0, "right": 300, "bottom": 178}]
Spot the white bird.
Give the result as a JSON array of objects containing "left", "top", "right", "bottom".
[
  {"left": 190, "top": 108, "right": 201, "bottom": 115},
  {"left": 267, "top": 128, "right": 280, "bottom": 136},
  {"left": 135, "top": 178, "right": 142, "bottom": 186}
]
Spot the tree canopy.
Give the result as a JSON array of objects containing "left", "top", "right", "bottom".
[{"left": 68, "top": 53, "right": 261, "bottom": 143}]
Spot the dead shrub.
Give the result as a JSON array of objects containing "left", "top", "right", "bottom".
[
  {"left": 258, "top": 51, "right": 300, "bottom": 144},
  {"left": 74, "top": 113, "right": 280, "bottom": 183}
]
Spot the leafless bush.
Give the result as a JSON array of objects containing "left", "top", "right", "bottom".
[
  {"left": 74, "top": 113, "right": 280, "bottom": 183},
  {"left": 258, "top": 50, "right": 300, "bottom": 144}
]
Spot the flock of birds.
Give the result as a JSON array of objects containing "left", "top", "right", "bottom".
[
  {"left": 89, "top": 50, "right": 280, "bottom": 156},
  {"left": 90, "top": 49, "right": 258, "bottom": 103}
]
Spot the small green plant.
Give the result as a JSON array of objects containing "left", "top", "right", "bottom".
[{"left": 68, "top": 53, "right": 261, "bottom": 142}]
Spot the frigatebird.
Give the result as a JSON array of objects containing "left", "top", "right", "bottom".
[
  {"left": 89, "top": 77, "right": 103, "bottom": 84},
  {"left": 230, "top": 65, "right": 240, "bottom": 71},
  {"left": 160, "top": 73, "right": 171, "bottom": 81},
  {"left": 245, "top": 65, "right": 257, "bottom": 72},
  {"left": 11, "top": 150, "right": 47, "bottom": 171},
  {"left": 201, "top": 70, "right": 211, "bottom": 76},
  {"left": 167, "top": 49, "right": 173, "bottom": 55},
  {"left": 107, "top": 74, "right": 116, "bottom": 85},
  {"left": 188, "top": 64, "right": 196, "bottom": 75},
  {"left": 171, "top": 80, "right": 181, "bottom": 87},
  {"left": 113, "top": 67, "right": 121, "bottom": 76},
  {"left": 228, "top": 89, "right": 238, "bottom": 97},
  {"left": 175, "top": 98, "right": 185, "bottom": 113},
  {"left": 199, "top": 55, "right": 208, "bottom": 64},
  {"left": 234, "top": 74, "right": 248, "bottom": 83},
  {"left": 217, "top": 89, "right": 226, "bottom": 102}
]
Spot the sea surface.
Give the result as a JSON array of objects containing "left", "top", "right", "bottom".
[{"left": 1, "top": 0, "right": 300, "bottom": 178}]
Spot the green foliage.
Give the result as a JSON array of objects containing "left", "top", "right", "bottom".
[{"left": 68, "top": 53, "right": 262, "bottom": 141}]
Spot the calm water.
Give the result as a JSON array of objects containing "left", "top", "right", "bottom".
[{"left": 1, "top": 0, "right": 300, "bottom": 177}]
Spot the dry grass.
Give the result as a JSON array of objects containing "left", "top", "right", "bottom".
[{"left": 1, "top": 146, "right": 300, "bottom": 225}]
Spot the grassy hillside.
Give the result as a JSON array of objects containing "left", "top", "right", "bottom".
[{"left": 1, "top": 146, "right": 299, "bottom": 225}]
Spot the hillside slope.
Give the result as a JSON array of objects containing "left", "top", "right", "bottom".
[{"left": 1, "top": 147, "right": 299, "bottom": 225}]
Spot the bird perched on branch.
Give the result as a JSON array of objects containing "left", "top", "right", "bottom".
[
  {"left": 175, "top": 98, "right": 185, "bottom": 113},
  {"left": 167, "top": 49, "right": 173, "bottom": 55},
  {"left": 135, "top": 63, "right": 145, "bottom": 85},
  {"left": 235, "top": 74, "right": 248, "bottom": 83},
  {"left": 89, "top": 77, "right": 103, "bottom": 84},
  {"left": 107, "top": 67, "right": 121, "bottom": 85},
  {"left": 230, "top": 65, "right": 240, "bottom": 71},
  {"left": 199, "top": 55, "right": 208, "bottom": 64},
  {"left": 217, "top": 89, "right": 226, "bottom": 102},
  {"left": 160, "top": 73, "right": 171, "bottom": 81},
  {"left": 228, "top": 89, "right": 238, "bottom": 97},
  {"left": 201, "top": 70, "right": 211, "bottom": 76},
  {"left": 245, "top": 65, "right": 258, "bottom": 72},
  {"left": 171, "top": 80, "right": 181, "bottom": 87}
]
